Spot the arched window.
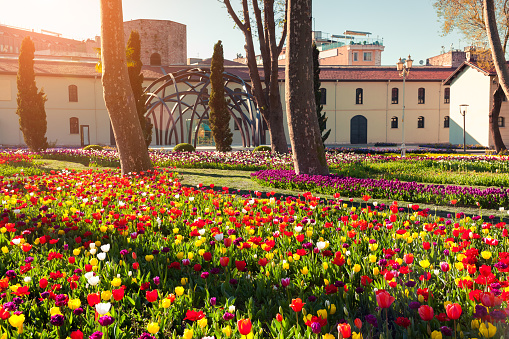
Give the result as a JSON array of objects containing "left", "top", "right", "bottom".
[
  {"left": 320, "top": 88, "right": 327, "bottom": 105},
  {"left": 499, "top": 116, "right": 505, "bottom": 127},
  {"left": 444, "top": 116, "right": 450, "bottom": 128},
  {"left": 70, "top": 117, "right": 79, "bottom": 134},
  {"left": 391, "top": 116, "right": 398, "bottom": 129},
  {"left": 418, "top": 116, "right": 425, "bottom": 128},
  {"left": 391, "top": 88, "right": 398, "bottom": 104},
  {"left": 150, "top": 53, "right": 161, "bottom": 66},
  {"left": 356, "top": 88, "right": 363, "bottom": 104},
  {"left": 418, "top": 88, "right": 425, "bottom": 104},
  {"left": 68, "top": 85, "right": 78, "bottom": 102},
  {"left": 444, "top": 88, "right": 450, "bottom": 104}
]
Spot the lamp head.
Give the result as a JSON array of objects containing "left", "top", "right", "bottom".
[
  {"left": 406, "top": 55, "right": 413, "bottom": 68},
  {"left": 397, "top": 58, "right": 404, "bottom": 71}
]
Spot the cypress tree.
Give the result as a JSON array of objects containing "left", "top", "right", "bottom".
[
  {"left": 16, "top": 36, "right": 48, "bottom": 151},
  {"left": 313, "top": 43, "right": 330, "bottom": 144},
  {"left": 127, "top": 30, "right": 152, "bottom": 147},
  {"left": 209, "top": 40, "right": 233, "bottom": 152}
]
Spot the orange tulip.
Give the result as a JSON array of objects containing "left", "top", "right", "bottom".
[
  {"left": 354, "top": 318, "right": 362, "bottom": 329},
  {"left": 337, "top": 323, "right": 351, "bottom": 338},
  {"left": 289, "top": 298, "right": 305, "bottom": 312}
]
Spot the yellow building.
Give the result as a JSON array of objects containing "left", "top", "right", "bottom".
[{"left": 0, "top": 54, "right": 454, "bottom": 148}]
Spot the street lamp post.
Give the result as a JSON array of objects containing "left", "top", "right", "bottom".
[
  {"left": 396, "top": 55, "right": 413, "bottom": 158},
  {"left": 459, "top": 104, "right": 469, "bottom": 153}
]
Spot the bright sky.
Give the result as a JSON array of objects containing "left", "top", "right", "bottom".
[{"left": 2, "top": 0, "right": 465, "bottom": 66}]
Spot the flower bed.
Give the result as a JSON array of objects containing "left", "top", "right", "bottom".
[
  {"left": 0, "top": 168, "right": 507, "bottom": 338},
  {"left": 251, "top": 169, "right": 509, "bottom": 209}
]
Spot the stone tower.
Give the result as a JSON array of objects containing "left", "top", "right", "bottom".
[{"left": 123, "top": 19, "right": 187, "bottom": 66}]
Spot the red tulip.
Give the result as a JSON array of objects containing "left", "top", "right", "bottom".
[
  {"left": 203, "top": 252, "right": 212, "bottom": 261},
  {"left": 445, "top": 303, "right": 462, "bottom": 320},
  {"left": 224, "top": 238, "right": 232, "bottom": 247},
  {"left": 276, "top": 313, "right": 283, "bottom": 322},
  {"left": 418, "top": 305, "right": 434, "bottom": 321},
  {"left": 289, "top": 298, "right": 305, "bottom": 312},
  {"left": 235, "top": 260, "right": 247, "bottom": 271},
  {"left": 87, "top": 293, "right": 101, "bottom": 307},
  {"left": 440, "top": 262, "right": 450, "bottom": 272},
  {"left": 112, "top": 288, "right": 124, "bottom": 301},
  {"left": 146, "top": 290, "right": 158, "bottom": 303},
  {"left": 237, "top": 318, "right": 252, "bottom": 335},
  {"left": 480, "top": 292, "right": 502, "bottom": 308},
  {"left": 337, "top": 323, "right": 351, "bottom": 338},
  {"left": 39, "top": 278, "right": 48, "bottom": 289},
  {"left": 219, "top": 257, "right": 230, "bottom": 267},
  {"left": 403, "top": 253, "right": 414, "bottom": 264},
  {"left": 70, "top": 330, "right": 84, "bottom": 339},
  {"left": 375, "top": 290, "right": 395, "bottom": 308}
]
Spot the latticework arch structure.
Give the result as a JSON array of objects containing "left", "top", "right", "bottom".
[{"left": 144, "top": 68, "right": 264, "bottom": 147}]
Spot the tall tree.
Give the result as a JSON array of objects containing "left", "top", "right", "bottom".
[
  {"left": 434, "top": 0, "right": 509, "bottom": 151},
  {"left": 313, "top": 43, "right": 330, "bottom": 144},
  {"left": 223, "top": 0, "right": 288, "bottom": 153},
  {"left": 100, "top": 0, "right": 152, "bottom": 174},
  {"left": 484, "top": 0, "right": 509, "bottom": 150},
  {"left": 285, "top": 0, "right": 329, "bottom": 175},
  {"left": 126, "top": 30, "right": 152, "bottom": 148},
  {"left": 16, "top": 36, "right": 48, "bottom": 151},
  {"left": 209, "top": 40, "right": 233, "bottom": 152}
]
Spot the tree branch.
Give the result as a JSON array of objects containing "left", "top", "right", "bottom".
[{"left": 223, "top": 0, "right": 247, "bottom": 31}]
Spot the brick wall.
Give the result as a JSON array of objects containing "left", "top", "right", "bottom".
[
  {"left": 123, "top": 19, "right": 187, "bottom": 66},
  {"left": 427, "top": 51, "right": 466, "bottom": 67}
]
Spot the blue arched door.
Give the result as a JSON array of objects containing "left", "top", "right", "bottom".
[{"left": 350, "top": 115, "right": 367, "bottom": 144}]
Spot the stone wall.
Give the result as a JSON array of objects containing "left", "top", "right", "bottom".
[
  {"left": 427, "top": 51, "right": 466, "bottom": 67},
  {"left": 123, "top": 19, "right": 187, "bottom": 66}
]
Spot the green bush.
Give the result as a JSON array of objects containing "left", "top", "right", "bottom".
[
  {"left": 173, "top": 143, "right": 196, "bottom": 152},
  {"left": 253, "top": 145, "right": 271, "bottom": 152},
  {"left": 83, "top": 145, "right": 103, "bottom": 151}
]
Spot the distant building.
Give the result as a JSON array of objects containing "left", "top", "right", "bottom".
[
  {"left": 234, "top": 30, "right": 385, "bottom": 66},
  {"left": 427, "top": 49, "right": 468, "bottom": 68},
  {"left": 123, "top": 19, "right": 187, "bottom": 66},
  {"left": 0, "top": 23, "right": 100, "bottom": 57}
]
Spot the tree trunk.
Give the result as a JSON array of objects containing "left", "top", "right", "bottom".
[
  {"left": 223, "top": 0, "right": 288, "bottom": 153},
  {"left": 490, "top": 84, "right": 507, "bottom": 151},
  {"left": 485, "top": 0, "right": 509, "bottom": 108},
  {"left": 100, "top": 0, "right": 153, "bottom": 174},
  {"left": 285, "top": 0, "right": 329, "bottom": 175}
]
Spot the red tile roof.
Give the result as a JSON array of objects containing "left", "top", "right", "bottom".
[{"left": 0, "top": 58, "right": 456, "bottom": 83}]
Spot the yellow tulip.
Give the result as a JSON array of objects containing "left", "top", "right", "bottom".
[
  {"left": 222, "top": 325, "right": 232, "bottom": 337},
  {"left": 323, "top": 334, "right": 335, "bottom": 339},
  {"left": 317, "top": 309, "right": 328, "bottom": 319},
  {"left": 50, "top": 307, "right": 62, "bottom": 316},
  {"left": 89, "top": 258, "right": 98, "bottom": 266},
  {"left": 161, "top": 298, "right": 172, "bottom": 308},
  {"left": 352, "top": 332, "right": 364, "bottom": 339},
  {"left": 181, "top": 277, "right": 188, "bottom": 285},
  {"left": 147, "top": 322, "right": 159, "bottom": 334},
  {"left": 175, "top": 286, "right": 185, "bottom": 296},
  {"left": 479, "top": 322, "right": 496, "bottom": 338},
  {"left": 9, "top": 314, "right": 25, "bottom": 328},
  {"left": 322, "top": 262, "right": 328, "bottom": 270},
  {"left": 353, "top": 264, "right": 361, "bottom": 273},
  {"left": 68, "top": 299, "right": 81, "bottom": 310},
  {"left": 197, "top": 317, "right": 208, "bottom": 328},
  {"left": 111, "top": 278, "right": 122, "bottom": 287},
  {"left": 183, "top": 328, "right": 194, "bottom": 339},
  {"left": 329, "top": 304, "right": 336, "bottom": 315},
  {"left": 431, "top": 330, "right": 442, "bottom": 339},
  {"left": 419, "top": 260, "right": 430, "bottom": 269},
  {"left": 101, "top": 290, "right": 112, "bottom": 301},
  {"left": 300, "top": 267, "right": 309, "bottom": 274},
  {"left": 471, "top": 319, "right": 480, "bottom": 329},
  {"left": 481, "top": 251, "right": 492, "bottom": 260}
]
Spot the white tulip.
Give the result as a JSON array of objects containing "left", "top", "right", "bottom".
[
  {"left": 316, "top": 241, "right": 326, "bottom": 250},
  {"left": 100, "top": 244, "right": 110, "bottom": 253},
  {"left": 89, "top": 243, "right": 96, "bottom": 249},
  {"left": 24, "top": 276, "right": 31, "bottom": 283},
  {"left": 88, "top": 276, "right": 100, "bottom": 286},
  {"left": 95, "top": 302, "right": 111, "bottom": 315},
  {"left": 12, "top": 238, "right": 20, "bottom": 245},
  {"left": 89, "top": 248, "right": 97, "bottom": 255},
  {"left": 228, "top": 305, "right": 236, "bottom": 313},
  {"left": 84, "top": 272, "right": 94, "bottom": 280},
  {"left": 214, "top": 233, "right": 224, "bottom": 241},
  {"left": 97, "top": 252, "right": 106, "bottom": 261}
]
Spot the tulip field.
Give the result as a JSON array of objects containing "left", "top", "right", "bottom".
[{"left": 0, "top": 149, "right": 508, "bottom": 338}]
